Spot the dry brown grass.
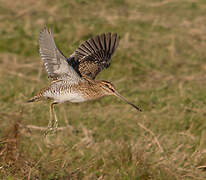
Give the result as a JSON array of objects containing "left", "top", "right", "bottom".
[{"left": 1, "top": 0, "right": 206, "bottom": 179}]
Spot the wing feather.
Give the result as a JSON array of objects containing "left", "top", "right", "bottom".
[
  {"left": 71, "top": 32, "right": 120, "bottom": 79},
  {"left": 39, "top": 27, "right": 81, "bottom": 83},
  {"left": 100, "top": 34, "right": 106, "bottom": 51},
  {"left": 110, "top": 33, "right": 117, "bottom": 54}
]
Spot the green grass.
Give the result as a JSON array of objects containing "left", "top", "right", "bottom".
[{"left": 1, "top": 0, "right": 206, "bottom": 179}]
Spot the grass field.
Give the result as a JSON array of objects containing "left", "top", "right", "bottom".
[{"left": 1, "top": 0, "right": 206, "bottom": 179}]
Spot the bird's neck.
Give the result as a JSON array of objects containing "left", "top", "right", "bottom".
[{"left": 80, "top": 78, "right": 107, "bottom": 100}]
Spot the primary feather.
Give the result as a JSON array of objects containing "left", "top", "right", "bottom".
[{"left": 70, "top": 32, "right": 120, "bottom": 79}]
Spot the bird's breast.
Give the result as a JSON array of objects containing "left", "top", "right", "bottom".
[
  {"left": 58, "top": 92, "right": 86, "bottom": 103},
  {"left": 43, "top": 89, "right": 86, "bottom": 103}
]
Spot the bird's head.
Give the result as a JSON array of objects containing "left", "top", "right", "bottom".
[
  {"left": 99, "top": 80, "right": 142, "bottom": 112},
  {"left": 99, "top": 80, "right": 116, "bottom": 95}
]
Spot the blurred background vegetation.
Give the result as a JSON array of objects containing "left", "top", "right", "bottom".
[{"left": 1, "top": 0, "right": 206, "bottom": 179}]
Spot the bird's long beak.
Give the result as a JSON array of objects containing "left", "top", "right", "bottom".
[{"left": 114, "top": 91, "right": 142, "bottom": 112}]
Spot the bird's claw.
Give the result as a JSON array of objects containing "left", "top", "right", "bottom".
[{"left": 43, "top": 119, "right": 58, "bottom": 136}]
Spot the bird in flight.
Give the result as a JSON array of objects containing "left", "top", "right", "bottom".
[{"left": 28, "top": 27, "right": 141, "bottom": 135}]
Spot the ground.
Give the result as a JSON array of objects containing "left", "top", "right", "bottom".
[{"left": 0, "top": 0, "right": 206, "bottom": 179}]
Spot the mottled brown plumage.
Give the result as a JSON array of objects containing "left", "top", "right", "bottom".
[
  {"left": 72, "top": 32, "right": 120, "bottom": 79},
  {"left": 28, "top": 27, "right": 141, "bottom": 135}
]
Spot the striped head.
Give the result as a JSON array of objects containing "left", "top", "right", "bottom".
[
  {"left": 99, "top": 80, "right": 142, "bottom": 112},
  {"left": 99, "top": 80, "right": 116, "bottom": 95}
]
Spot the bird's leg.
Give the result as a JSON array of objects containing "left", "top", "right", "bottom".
[
  {"left": 52, "top": 102, "right": 59, "bottom": 128},
  {"left": 44, "top": 102, "right": 58, "bottom": 136}
]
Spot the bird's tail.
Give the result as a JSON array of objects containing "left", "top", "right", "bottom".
[
  {"left": 27, "top": 93, "right": 43, "bottom": 103},
  {"left": 27, "top": 86, "right": 50, "bottom": 103}
]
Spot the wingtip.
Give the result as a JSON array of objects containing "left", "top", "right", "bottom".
[
  {"left": 40, "top": 26, "right": 52, "bottom": 35},
  {"left": 106, "top": 32, "right": 120, "bottom": 38},
  {"left": 41, "top": 26, "right": 48, "bottom": 32},
  {"left": 39, "top": 26, "right": 53, "bottom": 43}
]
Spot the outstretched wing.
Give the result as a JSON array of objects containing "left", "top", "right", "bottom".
[
  {"left": 39, "top": 27, "right": 81, "bottom": 83},
  {"left": 70, "top": 33, "right": 120, "bottom": 79}
]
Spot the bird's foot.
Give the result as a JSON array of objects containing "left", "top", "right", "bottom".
[{"left": 43, "top": 119, "right": 58, "bottom": 136}]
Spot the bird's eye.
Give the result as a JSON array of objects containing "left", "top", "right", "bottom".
[
  {"left": 105, "top": 84, "right": 109, "bottom": 88},
  {"left": 105, "top": 84, "right": 111, "bottom": 89},
  {"left": 102, "top": 82, "right": 115, "bottom": 92}
]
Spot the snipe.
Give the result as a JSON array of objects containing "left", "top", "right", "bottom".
[{"left": 28, "top": 27, "right": 141, "bottom": 135}]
